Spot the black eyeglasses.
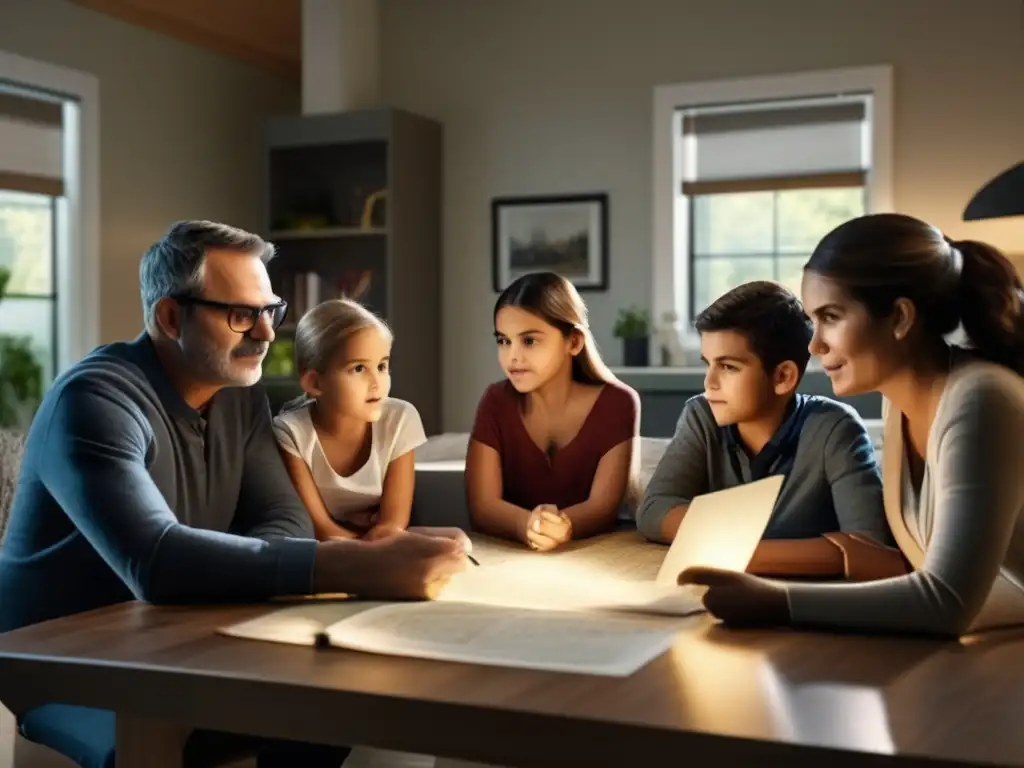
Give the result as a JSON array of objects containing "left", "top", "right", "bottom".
[{"left": 173, "top": 295, "right": 289, "bottom": 333}]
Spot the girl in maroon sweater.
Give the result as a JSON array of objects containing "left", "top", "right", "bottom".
[{"left": 466, "top": 272, "right": 640, "bottom": 551}]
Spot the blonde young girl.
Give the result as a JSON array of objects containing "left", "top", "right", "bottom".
[
  {"left": 273, "top": 299, "right": 427, "bottom": 541},
  {"left": 466, "top": 272, "right": 641, "bottom": 552}
]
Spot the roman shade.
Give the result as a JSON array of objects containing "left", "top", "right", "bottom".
[
  {"left": 0, "top": 90, "right": 64, "bottom": 197},
  {"left": 681, "top": 96, "right": 869, "bottom": 196}
]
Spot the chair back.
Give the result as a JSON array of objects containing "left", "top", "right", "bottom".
[{"left": 0, "top": 428, "right": 25, "bottom": 545}]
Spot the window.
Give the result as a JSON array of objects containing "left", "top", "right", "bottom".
[
  {"left": 0, "top": 50, "right": 99, "bottom": 406},
  {"left": 0, "top": 190, "right": 56, "bottom": 384},
  {"left": 652, "top": 67, "right": 893, "bottom": 327},
  {"left": 0, "top": 88, "right": 63, "bottom": 423},
  {"left": 682, "top": 95, "right": 870, "bottom": 319},
  {"left": 0, "top": 73, "right": 89, "bottom": 427},
  {"left": 689, "top": 186, "right": 865, "bottom": 313}
]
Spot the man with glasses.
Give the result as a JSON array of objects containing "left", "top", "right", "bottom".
[{"left": 0, "top": 220, "right": 467, "bottom": 768}]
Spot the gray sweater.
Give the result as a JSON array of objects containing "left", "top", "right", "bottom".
[
  {"left": 786, "top": 360, "right": 1024, "bottom": 637},
  {"left": 636, "top": 394, "right": 889, "bottom": 544}
]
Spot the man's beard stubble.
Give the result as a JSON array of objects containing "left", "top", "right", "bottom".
[{"left": 178, "top": 322, "right": 267, "bottom": 388}]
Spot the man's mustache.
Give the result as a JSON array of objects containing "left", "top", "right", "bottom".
[{"left": 232, "top": 340, "right": 268, "bottom": 357}]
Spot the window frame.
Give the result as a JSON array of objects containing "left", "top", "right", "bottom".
[
  {"left": 0, "top": 49, "right": 100, "bottom": 373},
  {"left": 651, "top": 66, "right": 893, "bottom": 333},
  {"left": 0, "top": 190, "right": 59, "bottom": 381}
]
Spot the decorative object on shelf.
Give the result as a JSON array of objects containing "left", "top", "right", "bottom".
[
  {"left": 360, "top": 188, "right": 388, "bottom": 230},
  {"left": 963, "top": 161, "right": 1024, "bottom": 221},
  {"left": 654, "top": 310, "right": 689, "bottom": 367},
  {"left": 272, "top": 189, "right": 335, "bottom": 232},
  {"left": 263, "top": 338, "right": 295, "bottom": 378},
  {"left": 338, "top": 269, "right": 373, "bottom": 302},
  {"left": 491, "top": 193, "right": 608, "bottom": 292},
  {"left": 613, "top": 306, "right": 651, "bottom": 368},
  {"left": 0, "top": 267, "right": 44, "bottom": 429}
]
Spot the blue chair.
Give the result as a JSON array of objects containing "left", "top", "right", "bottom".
[{"left": 19, "top": 704, "right": 114, "bottom": 768}]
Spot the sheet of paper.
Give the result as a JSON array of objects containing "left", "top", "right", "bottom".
[
  {"left": 438, "top": 557, "right": 704, "bottom": 617},
  {"left": 656, "top": 474, "right": 786, "bottom": 587},
  {"left": 325, "top": 600, "right": 680, "bottom": 677},
  {"left": 468, "top": 531, "right": 666, "bottom": 582},
  {"left": 220, "top": 601, "right": 384, "bottom": 646}
]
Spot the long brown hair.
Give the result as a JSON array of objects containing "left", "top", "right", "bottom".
[
  {"left": 495, "top": 272, "right": 639, "bottom": 507},
  {"left": 804, "top": 213, "right": 1024, "bottom": 375},
  {"left": 493, "top": 272, "right": 616, "bottom": 385},
  {"left": 279, "top": 299, "right": 391, "bottom": 411}
]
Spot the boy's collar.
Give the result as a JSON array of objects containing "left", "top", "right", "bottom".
[{"left": 724, "top": 394, "right": 805, "bottom": 455}]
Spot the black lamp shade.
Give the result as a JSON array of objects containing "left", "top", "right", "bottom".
[{"left": 963, "top": 161, "right": 1024, "bottom": 221}]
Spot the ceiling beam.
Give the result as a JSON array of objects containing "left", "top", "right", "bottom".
[{"left": 70, "top": 0, "right": 301, "bottom": 80}]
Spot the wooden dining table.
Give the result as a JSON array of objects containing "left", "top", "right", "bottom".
[{"left": 2, "top": 531, "right": 1024, "bottom": 768}]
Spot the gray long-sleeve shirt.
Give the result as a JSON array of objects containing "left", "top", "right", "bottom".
[
  {"left": 787, "top": 361, "right": 1024, "bottom": 637},
  {"left": 635, "top": 394, "right": 890, "bottom": 544},
  {"left": 0, "top": 334, "right": 317, "bottom": 633}
]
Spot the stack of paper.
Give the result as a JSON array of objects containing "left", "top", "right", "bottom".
[{"left": 222, "top": 475, "right": 785, "bottom": 677}]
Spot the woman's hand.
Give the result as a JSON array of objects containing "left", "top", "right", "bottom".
[
  {"left": 678, "top": 566, "right": 791, "bottom": 627},
  {"left": 524, "top": 505, "right": 573, "bottom": 552}
]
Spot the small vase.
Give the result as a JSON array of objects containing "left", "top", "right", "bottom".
[{"left": 623, "top": 337, "right": 649, "bottom": 367}]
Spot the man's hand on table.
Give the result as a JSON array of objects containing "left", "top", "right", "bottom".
[{"left": 314, "top": 528, "right": 471, "bottom": 600}]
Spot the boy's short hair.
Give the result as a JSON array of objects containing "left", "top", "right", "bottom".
[{"left": 695, "top": 281, "right": 812, "bottom": 376}]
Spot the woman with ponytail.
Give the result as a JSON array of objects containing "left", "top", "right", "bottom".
[
  {"left": 466, "top": 272, "right": 640, "bottom": 551},
  {"left": 680, "top": 213, "right": 1024, "bottom": 637}
]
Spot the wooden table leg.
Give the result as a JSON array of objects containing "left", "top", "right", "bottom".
[
  {"left": 0, "top": 703, "right": 15, "bottom": 768},
  {"left": 115, "top": 714, "right": 190, "bottom": 768}
]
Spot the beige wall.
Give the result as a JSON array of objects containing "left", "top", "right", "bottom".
[
  {"left": 0, "top": 0, "right": 299, "bottom": 343},
  {"left": 380, "top": 0, "right": 1024, "bottom": 432}
]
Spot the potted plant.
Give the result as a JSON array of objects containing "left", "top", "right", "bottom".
[
  {"left": 0, "top": 267, "right": 44, "bottom": 429},
  {"left": 613, "top": 306, "right": 651, "bottom": 367}
]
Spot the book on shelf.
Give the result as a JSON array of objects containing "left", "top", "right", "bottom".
[
  {"left": 288, "top": 271, "right": 322, "bottom": 321},
  {"left": 281, "top": 269, "right": 375, "bottom": 326}
]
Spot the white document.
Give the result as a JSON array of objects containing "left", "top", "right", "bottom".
[
  {"left": 324, "top": 600, "right": 681, "bottom": 677},
  {"left": 222, "top": 599, "right": 683, "bottom": 677},
  {"left": 436, "top": 556, "right": 705, "bottom": 617},
  {"left": 221, "top": 479, "right": 783, "bottom": 677},
  {"left": 220, "top": 478, "right": 787, "bottom": 676},
  {"left": 655, "top": 474, "right": 786, "bottom": 587}
]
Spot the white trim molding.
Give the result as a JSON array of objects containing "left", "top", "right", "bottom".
[
  {"left": 0, "top": 49, "right": 100, "bottom": 371},
  {"left": 652, "top": 65, "right": 893, "bottom": 327}
]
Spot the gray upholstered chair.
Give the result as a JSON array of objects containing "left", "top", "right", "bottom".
[
  {"left": 0, "top": 428, "right": 26, "bottom": 545},
  {"left": 0, "top": 429, "right": 82, "bottom": 767}
]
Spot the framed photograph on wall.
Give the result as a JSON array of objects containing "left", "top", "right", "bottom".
[{"left": 491, "top": 193, "right": 609, "bottom": 292}]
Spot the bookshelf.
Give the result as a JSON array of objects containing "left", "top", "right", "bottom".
[{"left": 260, "top": 108, "right": 443, "bottom": 434}]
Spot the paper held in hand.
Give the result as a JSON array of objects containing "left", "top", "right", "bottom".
[
  {"left": 656, "top": 474, "right": 786, "bottom": 586},
  {"left": 220, "top": 475, "right": 784, "bottom": 677}
]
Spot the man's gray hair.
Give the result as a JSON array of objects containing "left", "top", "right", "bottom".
[{"left": 139, "top": 220, "right": 276, "bottom": 327}]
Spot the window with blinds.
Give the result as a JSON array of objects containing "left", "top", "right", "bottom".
[
  {"left": 0, "top": 89, "right": 63, "bottom": 390},
  {"left": 680, "top": 95, "right": 870, "bottom": 318}
]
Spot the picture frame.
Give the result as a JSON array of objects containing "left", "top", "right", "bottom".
[{"left": 491, "top": 193, "right": 609, "bottom": 292}]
